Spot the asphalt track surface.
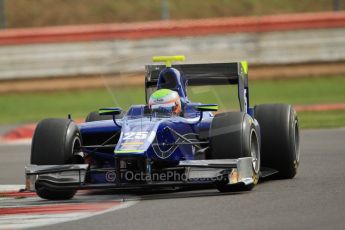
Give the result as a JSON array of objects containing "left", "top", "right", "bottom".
[{"left": 1, "top": 128, "right": 345, "bottom": 230}]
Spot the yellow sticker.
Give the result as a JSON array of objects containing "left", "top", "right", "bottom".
[{"left": 122, "top": 142, "right": 144, "bottom": 146}]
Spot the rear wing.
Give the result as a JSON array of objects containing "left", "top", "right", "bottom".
[{"left": 145, "top": 62, "right": 250, "bottom": 112}]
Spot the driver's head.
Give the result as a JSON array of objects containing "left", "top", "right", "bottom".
[{"left": 149, "top": 89, "right": 181, "bottom": 115}]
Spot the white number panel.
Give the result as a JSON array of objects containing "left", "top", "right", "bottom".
[{"left": 123, "top": 131, "right": 149, "bottom": 140}]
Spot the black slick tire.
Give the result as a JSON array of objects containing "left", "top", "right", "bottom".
[
  {"left": 254, "top": 104, "right": 300, "bottom": 179},
  {"left": 209, "top": 112, "right": 260, "bottom": 192},
  {"left": 31, "top": 118, "right": 81, "bottom": 200}
]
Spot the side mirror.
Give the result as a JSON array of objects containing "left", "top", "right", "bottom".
[
  {"left": 194, "top": 104, "right": 218, "bottom": 112},
  {"left": 99, "top": 107, "right": 122, "bottom": 116},
  {"left": 193, "top": 104, "right": 218, "bottom": 124}
]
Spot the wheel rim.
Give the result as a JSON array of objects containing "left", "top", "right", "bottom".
[
  {"left": 71, "top": 136, "right": 84, "bottom": 163},
  {"left": 294, "top": 119, "right": 300, "bottom": 164},
  {"left": 72, "top": 137, "right": 81, "bottom": 155},
  {"left": 250, "top": 129, "right": 260, "bottom": 174}
]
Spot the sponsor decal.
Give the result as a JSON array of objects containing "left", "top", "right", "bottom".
[
  {"left": 122, "top": 142, "right": 144, "bottom": 145},
  {"left": 244, "top": 88, "right": 248, "bottom": 110}
]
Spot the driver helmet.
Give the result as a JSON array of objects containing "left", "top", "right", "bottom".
[{"left": 149, "top": 89, "right": 181, "bottom": 115}]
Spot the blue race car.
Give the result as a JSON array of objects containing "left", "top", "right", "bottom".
[{"left": 26, "top": 56, "right": 300, "bottom": 200}]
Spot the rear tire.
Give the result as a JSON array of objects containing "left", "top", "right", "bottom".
[
  {"left": 209, "top": 112, "right": 260, "bottom": 192},
  {"left": 85, "top": 111, "right": 112, "bottom": 122},
  {"left": 254, "top": 104, "right": 300, "bottom": 179},
  {"left": 31, "top": 118, "right": 81, "bottom": 200}
]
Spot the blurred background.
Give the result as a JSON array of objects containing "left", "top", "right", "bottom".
[
  {"left": 0, "top": 0, "right": 344, "bottom": 134},
  {"left": 2, "top": 0, "right": 344, "bottom": 27}
]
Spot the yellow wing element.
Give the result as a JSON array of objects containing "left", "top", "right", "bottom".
[
  {"left": 152, "top": 55, "right": 186, "bottom": 67},
  {"left": 240, "top": 61, "right": 248, "bottom": 75}
]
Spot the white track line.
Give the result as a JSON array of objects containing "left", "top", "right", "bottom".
[
  {"left": 0, "top": 185, "right": 138, "bottom": 230},
  {"left": 0, "top": 202, "right": 138, "bottom": 229}
]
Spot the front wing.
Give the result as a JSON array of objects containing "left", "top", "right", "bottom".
[{"left": 25, "top": 158, "right": 256, "bottom": 191}]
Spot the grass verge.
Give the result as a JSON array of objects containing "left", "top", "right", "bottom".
[
  {"left": 298, "top": 110, "right": 345, "bottom": 129},
  {"left": 0, "top": 76, "right": 344, "bottom": 129}
]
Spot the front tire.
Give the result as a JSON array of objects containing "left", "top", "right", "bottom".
[
  {"left": 36, "top": 184, "right": 76, "bottom": 200},
  {"left": 209, "top": 112, "right": 260, "bottom": 192},
  {"left": 31, "top": 118, "right": 81, "bottom": 200}
]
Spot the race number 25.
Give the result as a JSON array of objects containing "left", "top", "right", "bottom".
[{"left": 123, "top": 131, "right": 149, "bottom": 140}]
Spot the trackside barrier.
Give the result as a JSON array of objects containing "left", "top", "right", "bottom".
[{"left": 0, "top": 12, "right": 345, "bottom": 79}]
